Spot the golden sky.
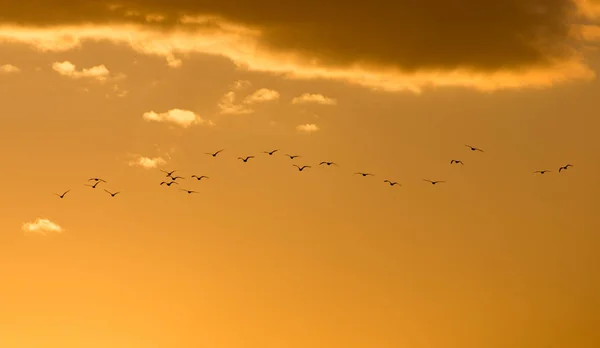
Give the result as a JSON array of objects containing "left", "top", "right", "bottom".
[{"left": 1, "top": 1, "right": 599, "bottom": 347}]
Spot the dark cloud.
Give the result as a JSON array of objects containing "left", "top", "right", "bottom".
[{"left": 0, "top": 0, "right": 584, "bottom": 72}]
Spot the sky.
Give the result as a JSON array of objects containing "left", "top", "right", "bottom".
[{"left": 0, "top": 1, "right": 599, "bottom": 347}]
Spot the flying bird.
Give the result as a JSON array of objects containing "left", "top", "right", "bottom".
[
  {"left": 160, "top": 181, "right": 178, "bottom": 186},
  {"left": 293, "top": 165, "right": 311, "bottom": 171},
  {"left": 206, "top": 149, "right": 224, "bottom": 157},
  {"left": 383, "top": 180, "right": 401, "bottom": 186},
  {"left": 424, "top": 179, "right": 445, "bottom": 185},
  {"left": 85, "top": 182, "right": 101, "bottom": 188},
  {"left": 238, "top": 156, "right": 255, "bottom": 162},
  {"left": 355, "top": 172, "right": 374, "bottom": 177},
  {"left": 450, "top": 160, "right": 464, "bottom": 165},
  {"left": 285, "top": 154, "right": 300, "bottom": 159},
  {"left": 170, "top": 176, "right": 185, "bottom": 180},
  {"left": 264, "top": 149, "right": 279, "bottom": 155},
  {"left": 319, "top": 161, "right": 337, "bottom": 166},
  {"left": 534, "top": 170, "right": 551, "bottom": 175},
  {"left": 55, "top": 190, "right": 70, "bottom": 199},
  {"left": 559, "top": 164, "right": 573, "bottom": 172},
  {"left": 104, "top": 189, "right": 120, "bottom": 197},
  {"left": 179, "top": 189, "right": 198, "bottom": 194},
  {"left": 88, "top": 177, "right": 106, "bottom": 183},
  {"left": 161, "top": 170, "right": 177, "bottom": 178},
  {"left": 191, "top": 175, "right": 209, "bottom": 180},
  {"left": 465, "top": 145, "right": 484, "bottom": 152}
]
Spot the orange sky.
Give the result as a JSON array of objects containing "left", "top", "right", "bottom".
[{"left": 1, "top": 1, "right": 599, "bottom": 348}]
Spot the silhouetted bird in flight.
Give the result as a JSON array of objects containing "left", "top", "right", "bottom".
[
  {"left": 88, "top": 177, "right": 106, "bottom": 183},
  {"left": 383, "top": 180, "right": 401, "bottom": 186},
  {"left": 238, "top": 156, "right": 254, "bottom": 162},
  {"left": 206, "top": 149, "right": 224, "bottom": 157},
  {"left": 465, "top": 145, "right": 484, "bottom": 152},
  {"left": 191, "top": 175, "right": 209, "bottom": 180},
  {"left": 264, "top": 149, "right": 279, "bottom": 155},
  {"left": 161, "top": 170, "right": 177, "bottom": 178},
  {"left": 450, "top": 160, "right": 464, "bottom": 165},
  {"left": 293, "top": 165, "right": 311, "bottom": 171},
  {"left": 355, "top": 172, "right": 373, "bottom": 177},
  {"left": 55, "top": 190, "right": 70, "bottom": 199},
  {"left": 179, "top": 189, "right": 197, "bottom": 194},
  {"left": 534, "top": 170, "right": 551, "bottom": 175},
  {"left": 424, "top": 179, "right": 445, "bottom": 185},
  {"left": 559, "top": 164, "right": 573, "bottom": 172},
  {"left": 320, "top": 161, "right": 337, "bottom": 166},
  {"left": 170, "top": 176, "right": 185, "bottom": 180},
  {"left": 104, "top": 189, "right": 120, "bottom": 197},
  {"left": 285, "top": 154, "right": 300, "bottom": 159},
  {"left": 85, "top": 182, "right": 101, "bottom": 188},
  {"left": 160, "top": 181, "right": 178, "bottom": 186}
]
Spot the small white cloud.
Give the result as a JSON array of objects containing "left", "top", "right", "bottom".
[
  {"left": 22, "top": 218, "right": 64, "bottom": 236},
  {"left": 291, "top": 93, "right": 337, "bottom": 105},
  {"left": 143, "top": 108, "right": 208, "bottom": 128},
  {"left": 218, "top": 91, "right": 254, "bottom": 114},
  {"left": 128, "top": 156, "right": 166, "bottom": 169},
  {"left": 296, "top": 123, "right": 319, "bottom": 133},
  {"left": 112, "top": 84, "right": 129, "bottom": 97},
  {"left": 0, "top": 64, "right": 20, "bottom": 73},
  {"left": 52, "top": 61, "right": 112, "bottom": 81},
  {"left": 243, "top": 88, "right": 280, "bottom": 104},
  {"left": 166, "top": 54, "right": 183, "bottom": 68},
  {"left": 231, "top": 79, "right": 251, "bottom": 90}
]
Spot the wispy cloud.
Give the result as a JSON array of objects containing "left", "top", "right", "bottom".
[
  {"left": 51, "top": 61, "right": 112, "bottom": 81},
  {"left": 243, "top": 88, "right": 280, "bottom": 104},
  {"left": 218, "top": 91, "right": 254, "bottom": 114},
  {"left": 218, "top": 87, "right": 279, "bottom": 114},
  {"left": 22, "top": 218, "right": 64, "bottom": 236},
  {"left": 296, "top": 123, "right": 319, "bottom": 133},
  {"left": 142, "top": 108, "right": 211, "bottom": 128},
  {"left": 0, "top": 64, "right": 20, "bottom": 73},
  {"left": 291, "top": 93, "right": 337, "bottom": 105},
  {"left": 231, "top": 79, "right": 251, "bottom": 90},
  {"left": 128, "top": 156, "right": 167, "bottom": 169}
]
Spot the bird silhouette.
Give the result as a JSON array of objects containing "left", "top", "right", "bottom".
[
  {"left": 104, "top": 189, "right": 120, "bottom": 197},
  {"left": 238, "top": 156, "right": 254, "bottom": 162},
  {"left": 170, "top": 176, "right": 185, "bottom": 180},
  {"left": 465, "top": 145, "right": 484, "bottom": 152},
  {"left": 264, "top": 149, "right": 279, "bottom": 155},
  {"left": 450, "top": 160, "right": 464, "bottom": 165},
  {"left": 55, "top": 190, "right": 70, "bottom": 198},
  {"left": 160, "top": 181, "right": 178, "bottom": 186},
  {"left": 383, "top": 180, "right": 401, "bottom": 186},
  {"left": 534, "top": 170, "right": 551, "bottom": 175},
  {"left": 424, "top": 179, "right": 445, "bottom": 185},
  {"left": 355, "top": 172, "right": 374, "bottom": 177},
  {"left": 285, "top": 154, "right": 300, "bottom": 159},
  {"left": 319, "top": 161, "right": 337, "bottom": 166},
  {"left": 88, "top": 177, "right": 106, "bottom": 183},
  {"left": 191, "top": 175, "right": 209, "bottom": 180},
  {"left": 161, "top": 170, "right": 177, "bottom": 178},
  {"left": 179, "top": 189, "right": 197, "bottom": 194},
  {"left": 293, "top": 165, "right": 311, "bottom": 171},
  {"left": 85, "top": 182, "right": 101, "bottom": 188},
  {"left": 206, "top": 149, "right": 224, "bottom": 157},
  {"left": 559, "top": 164, "right": 573, "bottom": 172}
]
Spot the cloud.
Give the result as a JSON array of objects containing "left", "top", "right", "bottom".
[
  {"left": 22, "top": 218, "right": 64, "bottom": 236},
  {"left": 242, "top": 88, "right": 280, "bottom": 104},
  {"left": 143, "top": 108, "right": 211, "bottom": 127},
  {"left": 218, "top": 91, "right": 253, "bottom": 114},
  {"left": 231, "top": 79, "right": 251, "bottom": 90},
  {"left": 111, "top": 84, "right": 129, "bottom": 97},
  {"left": 51, "top": 61, "right": 111, "bottom": 81},
  {"left": 296, "top": 123, "right": 319, "bottom": 133},
  {"left": 0, "top": 1, "right": 597, "bottom": 92},
  {"left": 291, "top": 93, "right": 337, "bottom": 105},
  {"left": 128, "top": 155, "right": 166, "bottom": 168},
  {"left": 0, "top": 64, "right": 20, "bottom": 73}
]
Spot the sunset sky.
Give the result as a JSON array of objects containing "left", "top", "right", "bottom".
[{"left": 1, "top": 1, "right": 599, "bottom": 347}]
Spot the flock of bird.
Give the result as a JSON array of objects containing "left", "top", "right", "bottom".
[{"left": 53, "top": 144, "right": 574, "bottom": 199}]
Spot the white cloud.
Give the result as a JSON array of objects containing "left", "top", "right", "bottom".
[
  {"left": 218, "top": 91, "right": 254, "bottom": 114},
  {"left": 142, "top": 108, "right": 210, "bottom": 128},
  {"left": 291, "top": 93, "right": 337, "bottom": 105},
  {"left": 128, "top": 156, "right": 166, "bottom": 169},
  {"left": 231, "top": 80, "right": 251, "bottom": 90},
  {"left": 0, "top": 64, "right": 20, "bottom": 73},
  {"left": 112, "top": 84, "right": 129, "bottom": 97},
  {"left": 296, "top": 123, "right": 319, "bottom": 133},
  {"left": 22, "top": 218, "right": 64, "bottom": 236},
  {"left": 166, "top": 54, "right": 183, "bottom": 68},
  {"left": 52, "top": 61, "right": 112, "bottom": 81},
  {"left": 243, "top": 88, "right": 280, "bottom": 104}
]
